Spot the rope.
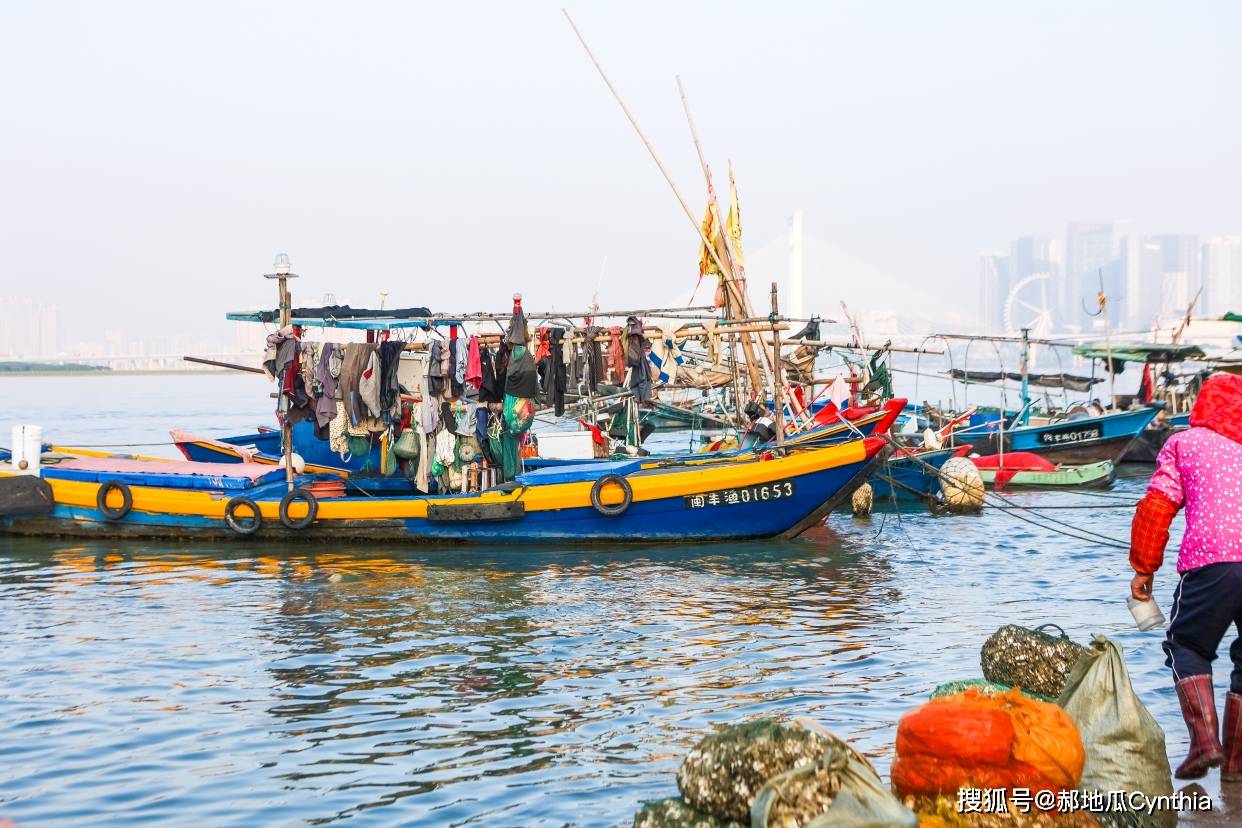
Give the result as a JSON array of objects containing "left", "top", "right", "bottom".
[{"left": 872, "top": 431, "right": 1132, "bottom": 549}]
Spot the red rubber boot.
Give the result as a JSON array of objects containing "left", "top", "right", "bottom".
[
  {"left": 1175, "top": 675, "right": 1225, "bottom": 779},
  {"left": 1223, "top": 692, "right": 1242, "bottom": 782}
]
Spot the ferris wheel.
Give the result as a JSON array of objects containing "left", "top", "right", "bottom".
[{"left": 1004, "top": 273, "right": 1055, "bottom": 339}]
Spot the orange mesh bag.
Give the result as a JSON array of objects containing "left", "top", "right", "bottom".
[
  {"left": 892, "top": 688, "right": 1084, "bottom": 802},
  {"left": 1000, "top": 689, "right": 1085, "bottom": 789}
]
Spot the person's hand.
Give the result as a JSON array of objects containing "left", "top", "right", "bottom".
[{"left": 1131, "top": 573, "right": 1154, "bottom": 601}]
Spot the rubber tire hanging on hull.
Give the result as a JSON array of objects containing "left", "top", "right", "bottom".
[
  {"left": 279, "top": 488, "right": 318, "bottom": 530},
  {"left": 96, "top": 481, "right": 133, "bottom": 521},
  {"left": 590, "top": 474, "right": 633, "bottom": 517},
  {"left": 224, "top": 496, "right": 263, "bottom": 535}
]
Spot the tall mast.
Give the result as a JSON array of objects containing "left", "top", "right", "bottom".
[{"left": 787, "top": 210, "right": 804, "bottom": 320}]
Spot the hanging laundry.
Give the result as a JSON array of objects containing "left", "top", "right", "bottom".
[
  {"left": 426, "top": 340, "right": 444, "bottom": 398},
  {"left": 313, "top": 343, "right": 339, "bottom": 429},
  {"left": 534, "top": 327, "right": 552, "bottom": 363},
  {"left": 328, "top": 400, "right": 350, "bottom": 457},
  {"left": 454, "top": 337, "right": 468, "bottom": 389},
  {"left": 338, "top": 342, "right": 377, "bottom": 426},
  {"left": 466, "top": 336, "right": 483, "bottom": 390},
  {"left": 649, "top": 326, "right": 684, "bottom": 384},
  {"left": 378, "top": 340, "right": 405, "bottom": 418},
  {"left": 358, "top": 349, "right": 382, "bottom": 418},
  {"left": 262, "top": 327, "right": 297, "bottom": 381},
  {"left": 441, "top": 337, "right": 454, "bottom": 399},
  {"left": 582, "top": 325, "right": 605, "bottom": 391},
  {"left": 506, "top": 344, "right": 539, "bottom": 399},
  {"left": 624, "top": 317, "right": 653, "bottom": 403},
  {"left": 563, "top": 326, "right": 578, "bottom": 392},
  {"left": 545, "top": 327, "right": 568, "bottom": 416},
  {"left": 299, "top": 341, "right": 318, "bottom": 396},
  {"left": 420, "top": 392, "right": 440, "bottom": 434},
  {"left": 477, "top": 345, "right": 501, "bottom": 403},
  {"left": 507, "top": 307, "right": 528, "bottom": 346},
  {"left": 608, "top": 326, "right": 625, "bottom": 384}
]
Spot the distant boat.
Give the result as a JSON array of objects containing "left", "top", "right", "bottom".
[
  {"left": 971, "top": 452, "right": 1116, "bottom": 489},
  {"left": 950, "top": 406, "right": 1158, "bottom": 466}
]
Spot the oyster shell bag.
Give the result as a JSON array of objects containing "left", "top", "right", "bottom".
[
  {"left": 1057, "top": 635, "right": 1174, "bottom": 828},
  {"left": 981, "top": 623, "right": 1087, "bottom": 699},
  {"left": 749, "top": 721, "right": 916, "bottom": 828}
]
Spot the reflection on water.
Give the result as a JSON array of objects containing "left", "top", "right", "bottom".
[
  {"left": 0, "top": 471, "right": 1201, "bottom": 826},
  {"left": 1, "top": 538, "right": 906, "bottom": 826}
]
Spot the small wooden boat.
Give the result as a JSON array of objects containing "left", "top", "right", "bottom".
[
  {"left": 0, "top": 438, "right": 889, "bottom": 544},
  {"left": 970, "top": 452, "right": 1115, "bottom": 489}
]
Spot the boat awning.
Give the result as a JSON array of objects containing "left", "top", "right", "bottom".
[
  {"left": 228, "top": 304, "right": 435, "bottom": 330},
  {"left": 1071, "top": 341, "right": 1206, "bottom": 363},
  {"left": 946, "top": 369, "right": 1101, "bottom": 392}
]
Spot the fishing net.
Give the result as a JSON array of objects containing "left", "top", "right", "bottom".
[{"left": 981, "top": 625, "right": 1086, "bottom": 700}]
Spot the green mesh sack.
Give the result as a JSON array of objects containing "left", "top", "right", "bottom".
[
  {"left": 503, "top": 394, "right": 535, "bottom": 434},
  {"left": 931, "top": 678, "right": 1055, "bottom": 703}
]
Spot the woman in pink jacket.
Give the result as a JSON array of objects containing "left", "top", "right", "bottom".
[{"left": 1130, "top": 372, "right": 1242, "bottom": 780}]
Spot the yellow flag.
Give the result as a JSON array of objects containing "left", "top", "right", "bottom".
[
  {"left": 698, "top": 199, "right": 722, "bottom": 278},
  {"left": 726, "top": 162, "right": 745, "bottom": 272}
]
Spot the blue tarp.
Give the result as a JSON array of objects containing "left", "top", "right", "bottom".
[{"left": 516, "top": 459, "right": 642, "bottom": 486}]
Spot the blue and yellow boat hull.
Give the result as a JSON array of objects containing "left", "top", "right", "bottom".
[{"left": 0, "top": 438, "right": 888, "bottom": 544}]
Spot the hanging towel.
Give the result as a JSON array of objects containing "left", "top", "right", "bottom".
[{"left": 466, "top": 336, "right": 483, "bottom": 390}]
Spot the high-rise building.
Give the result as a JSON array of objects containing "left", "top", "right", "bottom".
[
  {"left": 979, "top": 251, "right": 1009, "bottom": 334},
  {"left": 1003, "top": 236, "right": 1060, "bottom": 336},
  {"left": 1139, "top": 235, "right": 1200, "bottom": 324},
  {"left": 1201, "top": 236, "right": 1242, "bottom": 318},
  {"left": 1064, "top": 223, "right": 1116, "bottom": 331},
  {"left": 0, "top": 298, "right": 59, "bottom": 359}
]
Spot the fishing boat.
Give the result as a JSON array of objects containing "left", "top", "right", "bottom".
[
  {"left": 970, "top": 452, "right": 1116, "bottom": 489},
  {"left": 869, "top": 445, "right": 965, "bottom": 503},
  {"left": 952, "top": 405, "right": 1158, "bottom": 466},
  {"left": 0, "top": 437, "right": 888, "bottom": 544}
]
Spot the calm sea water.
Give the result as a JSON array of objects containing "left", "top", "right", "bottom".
[{"left": 0, "top": 374, "right": 1227, "bottom": 826}]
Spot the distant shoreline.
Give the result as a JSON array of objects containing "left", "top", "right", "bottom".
[{"left": 0, "top": 369, "right": 238, "bottom": 377}]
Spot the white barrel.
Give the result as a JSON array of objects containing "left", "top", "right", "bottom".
[{"left": 10, "top": 425, "right": 43, "bottom": 476}]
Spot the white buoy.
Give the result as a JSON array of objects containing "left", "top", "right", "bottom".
[
  {"left": 282, "top": 453, "right": 306, "bottom": 474},
  {"left": 939, "top": 457, "right": 985, "bottom": 512},
  {"left": 9, "top": 425, "right": 43, "bottom": 476},
  {"left": 851, "top": 482, "right": 873, "bottom": 517}
]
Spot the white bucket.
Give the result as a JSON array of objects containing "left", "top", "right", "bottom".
[
  {"left": 1127, "top": 596, "right": 1167, "bottom": 631},
  {"left": 10, "top": 424, "right": 43, "bottom": 477}
]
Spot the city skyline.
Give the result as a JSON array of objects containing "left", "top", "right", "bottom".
[{"left": 979, "top": 221, "right": 1240, "bottom": 339}]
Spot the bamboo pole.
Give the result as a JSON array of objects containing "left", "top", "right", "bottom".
[
  {"left": 674, "top": 75, "right": 769, "bottom": 395},
  {"left": 562, "top": 11, "right": 733, "bottom": 282}
]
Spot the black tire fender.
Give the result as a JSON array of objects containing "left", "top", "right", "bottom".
[
  {"left": 224, "top": 496, "right": 263, "bottom": 535},
  {"left": 279, "top": 488, "right": 318, "bottom": 530},
  {"left": 590, "top": 474, "right": 632, "bottom": 517},
  {"left": 96, "top": 480, "right": 133, "bottom": 521}
]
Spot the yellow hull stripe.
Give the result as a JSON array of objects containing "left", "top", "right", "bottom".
[{"left": 21, "top": 440, "right": 869, "bottom": 522}]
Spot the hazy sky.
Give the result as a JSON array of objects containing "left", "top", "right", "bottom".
[{"left": 3, "top": 1, "right": 1240, "bottom": 343}]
